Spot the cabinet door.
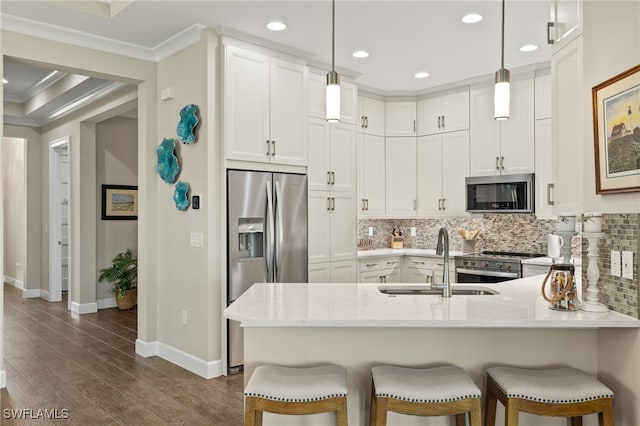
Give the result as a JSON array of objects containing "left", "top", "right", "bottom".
[
  {"left": 331, "top": 260, "right": 357, "bottom": 283},
  {"left": 380, "top": 267, "right": 404, "bottom": 283},
  {"left": 269, "top": 58, "right": 307, "bottom": 166},
  {"left": 416, "top": 135, "right": 443, "bottom": 216},
  {"left": 535, "top": 119, "right": 554, "bottom": 219},
  {"left": 441, "top": 91, "right": 470, "bottom": 132},
  {"left": 385, "top": 102, "right": 416, "bottom": 137},
  {"left": 416, "top": 97, "right": 442, "bottom": 136},
  {"left": 330, "top": 192, "right": 357, "bottom": 262},
  {"left": 309, "top": 262, "right": 331, "bottom": 283},
  {"left": 224, "top": 46, "right": 270, "bottom": 163},
  {"left": 308, "top": 191, "right": 331, "bottom": 264},
  {"left": 469, "top": 86, "right": 501, "bottom": 176},
  {"left": 500, "top": 79, "right": 535, "bottom": 175},
  {"left": 340, "top": 81, "right": 358, "bottom": 125},
  {"left": 405, "top": 269, "right": 432, "bottom": 284},
  {"left": 441, "top": 130, "right": 470, "bottom": 215},
  {"left": 307, "top": 72, "right": 325, "bottom": 119},
  {"left": 330, "top": 122, "right": 357, "bottom": 192},
  {"left": 550, "top": 0, "right": 582, "bottom": 52},
  {"left": 535, "top": 73, "right": 552, "bottom": 120},
  {"left": 359, "top": 270, "right": 383, "bottom": 283},
  {"left": 358, "top": 134, "right": 386, "bottom": 217},
  {"left": 385, "top": 137, "right": 417, "bottom": 217},
  {"left": 307, "top": 118, "right": 331, "bottom": 191},
  {"left": 362, "top": 97, "right": 385, "bottom": 136}
]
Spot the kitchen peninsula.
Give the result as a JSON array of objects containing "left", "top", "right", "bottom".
[{"left": 225, "top": 277, "right": 640, "bottom": 426}]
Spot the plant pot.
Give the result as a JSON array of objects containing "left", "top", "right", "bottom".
[{"left": 116, "top": 288, "right": 137, "bottom": 310}]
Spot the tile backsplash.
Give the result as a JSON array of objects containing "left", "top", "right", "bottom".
[{"left": 359, "top": 214, "right": 557, "bottom": 254}]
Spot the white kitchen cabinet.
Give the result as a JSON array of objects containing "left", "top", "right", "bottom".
[
  {"left": 358, "top": 96, "right": 385, "bottom": 136},
  {"left": 548, "top": 0, "right": 582, "bottom": 54},
  {"left": 357, "top": 133, "right": 386, "bottom": 217},
  {"left": 469, "top": 79, "right": 534, "bottom": 176},
  {"left": 385, "top": 102, "right": 416, "bottom": 136},
  {"left": 535, "top": 73, "right": 552, "bottom": 120},
  {"left": 307, "top": 118, "right": 356, "bottom": 192},
  {"left": 417, "top": 91, "right": 469, "bottom": 136},
  {"left": 309, "top": 260, "right": 357, "bottom": 283},
  {"left": 308, "top": 191, "right": 356, "bottom": 264},
  {"left": 551, "top": 36, "right": 583, "bottom": 214},
  {"left": 358, "top": 256, "right": 403, "bottom": 283},
  {"left": 535, "top": 119, "right": 554, "bottom": 219},
  {"left": 385, "top": 137, "right": 417, "bottom": 217},
  {"left": 308, "top": 72, "right": 358, "bottom": 125},
  {"left": 416, "top": 131, "right": 469, "bottom": 216},
  {"left": 225, "top": 45, "right": 307, "bottom": 166}
]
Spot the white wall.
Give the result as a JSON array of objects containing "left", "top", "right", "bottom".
[
  {"left": 95, "top": 116, "right": 138, "bottom": 302},
  {"left": 2, "top": 137, "right": 26, "bottom": 287}
]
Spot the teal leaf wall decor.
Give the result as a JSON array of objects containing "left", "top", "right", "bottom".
[
  {"left": 156, "top": 138, "right": 180, "bottom": 184},
  {"left": 174, "top": 181, "right": 190, "bottom": 211},
  {"left": 176, "top": 104, "right": 199, "bottom": 144}
]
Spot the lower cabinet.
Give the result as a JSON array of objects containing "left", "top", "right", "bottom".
[
  {"left": 308, "top": 191, "right": 357, "bottom": 264},
  {"left": 404, "top": 256, "right": 453, "bottom": 284},
  {"left": 359, "top": 255, "right": 455, "bottom": 284},
  {"left": 358, "top": 256, "right": 403, "bottom": 283},
  {"left": 309, "top": 260, "right": 357, "bottom": 283}
]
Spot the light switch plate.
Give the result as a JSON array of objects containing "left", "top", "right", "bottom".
[
  {"left": 611, "top": 250, "right": 621, "bottom": 277},
  {"left": 622, "top": 251, "right": 634, "bottom": 279},
  {"left": 368, "top": 227, "right": 374, "bottom": 237},
  {"left": 190, "top": 232, "right": 204, "bottom": 248},
  {"left": 410, "top": 227, "right": 416, "bottom": 237}
]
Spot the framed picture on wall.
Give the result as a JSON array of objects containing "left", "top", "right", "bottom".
[
  {"left": 101, "top": 184, "right": 138, "bottom": 220},
  {"left": 592, "top": 64, "right": 640, "bottom": 194}
]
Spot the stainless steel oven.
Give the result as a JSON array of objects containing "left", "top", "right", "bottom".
[{"left": 455, "top": 251, "right": 543, "bottom": 284}]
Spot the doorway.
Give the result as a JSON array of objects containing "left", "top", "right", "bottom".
[{"left": 48, "top": 137, "right": 70, "bottom": 306}]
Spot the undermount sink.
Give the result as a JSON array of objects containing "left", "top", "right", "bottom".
[{"left": 378, "top": 285, "right": 499, "bottom": 296}]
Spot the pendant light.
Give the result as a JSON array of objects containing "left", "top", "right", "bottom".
[
  {"left": 326, "top": 0, "right": 340, "bottom": 122},
  {"left": 494, "top": 0, "right": 510, "bottom": 120}
]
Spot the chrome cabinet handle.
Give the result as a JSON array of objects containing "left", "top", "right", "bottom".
[
  {"left": 500, "top": 156, "right": 504, "bottom": 170},
  {"left": 365, "top": 263, "right": 377, "bottom": 267},
  {"left": 413, "top": 199, "right": 417, "bottom": 210},
  {"left": 496, "top": 156, "right": 500, "bottom": 170},
  {"left": 327, "top": 197, "right": 332, "bottom": 211},
  {"left": 413, "top": 119, "right": 416, "bottom": 133},
  {"left": 331, "top": 197, "right": 336, "bottom": 211},
  {"left": 331, "top": 171, "right": 335, "bottom": 185},
  {"left": 442, "top": 198, "right": 446, "bottom": 210},
  {"left": 547, "top": 183, "right": 555, "bottom": 206},
  {"left": 437, "top": 198, "right": 442, "bottom": 210},
  {"left": 361, "top": 116, "right": 365, "bottom": 128},
  {"left": 362, "top": 199, "right": 366, "bottom": 210},
  {"left": 413, "top": 261, "right": 425, "bottom": 265},
  {"left": 365, "top": 199, "right": 369, "bottom": 210},
  {"left": 547, "top": 22, "right": 555, "bottom": 44},
  {"left": 266, "top": 140, "right": 271, "bottom": 156},
  {"left": 380, "top": 275, "right": 387, "bottom": 283},
  {"left": 327, "top": 171, "right": 332, "bottom": 185},
  {"left": 272, "top": 140, "right": 276, "bottom": 156},
  {"left": 437, "top": 116, "right": 441, "bottom": 129},
  {"left": 365, "top": 116, "right": 369, "bottom": 128},
  {"left": 441, "top": 115, "right": 445, "bottom": 128}
]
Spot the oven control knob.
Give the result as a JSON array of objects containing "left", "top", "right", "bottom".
[
  {"left": 471, "top": 261, "right": 476, "bottom": 267},
  {"left": 496, "top": 262, "right": 503, "bottom": 269},
  {"left": 506, "top": 264, "right": 512, "bottom": 270},
  {"left": 484, "top": 261, "right": 490, "bottom": 268},
  {"left": 463, "top": 260, "right": 468, "bottom": 266}
]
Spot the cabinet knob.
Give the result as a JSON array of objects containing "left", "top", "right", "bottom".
[{"left": 547, "top": 22, "right": 555, "bottom": 44}]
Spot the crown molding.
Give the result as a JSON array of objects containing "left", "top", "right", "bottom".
[{"left": 1, "top": 14, "right": 206, "bottom": 63}]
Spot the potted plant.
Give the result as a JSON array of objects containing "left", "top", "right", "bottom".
[{"left": 98, "top": 248, "right": 138, "bottom": 310}]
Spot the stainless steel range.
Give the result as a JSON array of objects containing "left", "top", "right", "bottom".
[{"left": 455, "top": 251, "right": 545, "bottom": 283}]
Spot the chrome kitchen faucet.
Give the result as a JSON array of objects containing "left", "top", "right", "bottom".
[{"left": 434, "top": 228, "right": 452, "bottom": 298}]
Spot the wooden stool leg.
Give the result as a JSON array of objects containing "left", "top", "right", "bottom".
[
  {"left": 570, "top": 417, "right": 583, "bottom": 426},
  {"left": 469, "top": 398, "right": 482, "bottom": 426},
  {"left": 484, "top": 390, "right": 498, "bottom": 426},
  {"left": 373, "top": 397, "right": 388, "bottom": 426},
  {"left": 504, "top": 399, "right": 519, "bottom": 426},
  {"left": 244, "top": 397, "right": 262, "bottom": 426},
  {"left": 456, "top": 413, "right": 467, "bottom": 426},
  {"left": 336, "top": 396, "right": 348, "bottom": 426},
  {"left": 599, "top": 399, "right": 614, "bottom": 426},
  {"left": 369, "top": 384, "right": 378, "bottom": 426}
]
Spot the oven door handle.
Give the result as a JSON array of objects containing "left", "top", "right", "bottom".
[{"left": 456, "top": 268, "right": 519, "bottom": 279}]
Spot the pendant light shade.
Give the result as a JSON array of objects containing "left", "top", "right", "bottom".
[
  {"left": 326, "top": 0, "right": 341, "bottom": 122},
  {"left": 494, "top": 0, "right": 510, "bottom": 120}
]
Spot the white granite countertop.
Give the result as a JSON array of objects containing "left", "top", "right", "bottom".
[
  {"left": 521, "top": 256, "right": 583, "bottom": 266},
  {"left": 357, "top": 248, "right": 464, "bottom": 258},
  {"left": 224, "top": 275, "right": 640, "bottom": 328}
]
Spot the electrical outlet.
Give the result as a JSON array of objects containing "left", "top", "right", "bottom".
[
  {"left": 410, "top": 227, "right": 416, "bottom": 237},
  {"left": 622, "top": 251, "right": 634, "bottom": 279},
  {"left": 190, "top": 232, "right": 204, "bottom": 248},
  {"left": 611, "top": 250, "right": 621, "bottom": 277},
  {"left": 182, "top": 310, "right": 188, "bottom": 326},
  {"left": 368, "top": 227, "right": 374, "bottom": 237}
]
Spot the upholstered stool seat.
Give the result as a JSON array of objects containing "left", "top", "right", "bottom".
[
  {"left": 244, "top": 364, "right": 348, "bottom": 426},
  {"left": 485, "top": 366, "right": 614, "bottom": 426},
  {"left": 370, "top": 365, "right": 482, "bottom": 426}
]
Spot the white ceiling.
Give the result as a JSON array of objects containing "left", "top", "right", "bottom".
[{"left": 2, "top": 0, "right": 552, "bottom": 126}]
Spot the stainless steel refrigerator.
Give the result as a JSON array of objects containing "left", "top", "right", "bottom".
[{"left": 226, "top": 169, "right": 308, "bottom": 372}]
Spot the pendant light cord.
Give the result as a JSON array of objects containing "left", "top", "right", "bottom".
[
  {"left": 331, "top": 0, "right": 336, "bottom": 73},
  {"left": 500, "top": 0, "right": 505, "bottom": 70}
]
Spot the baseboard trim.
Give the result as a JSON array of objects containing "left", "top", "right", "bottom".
[
  {"left": 135, "top": 339, "right": 222, "bottom": 379},
  {"left": 4, "top": 275, "right": 24, "bottom": 289},
  {"left": 22, "top": 288, "right": 41, "bottom": 299},
  {"left": 0, "top": 370, "right": 6, "bottom": 388},
  {"left": 70, "top": 301, "right": 98, "bottom": 315},
  {"left": 40, "top": 289, "right": 51, "bottom": 301},
  {"left": 97, "top": 297, "right": 118, "bottom": 310}
]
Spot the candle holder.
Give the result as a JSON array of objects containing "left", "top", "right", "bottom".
[{"left": 580, "top": 232, "right": 609, "bottom": 313}]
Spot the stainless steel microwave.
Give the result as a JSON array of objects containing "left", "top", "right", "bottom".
[{"left": 465, "top": 173, "right": 534, "bottom": 213}]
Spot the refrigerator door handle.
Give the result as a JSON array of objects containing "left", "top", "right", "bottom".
[
  {"left": 274, "top": 181, "right": 284, "bottom": 282},
  {"left": 265, "top": 181, "right": 275, "bottom": 282}
]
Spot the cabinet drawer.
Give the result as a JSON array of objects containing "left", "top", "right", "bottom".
[
  {"left": 405, "top": 256, "right": 433, "bottom": 270},
  {"left": 359, "top": 259, "right": 382, "bottom": 272}
]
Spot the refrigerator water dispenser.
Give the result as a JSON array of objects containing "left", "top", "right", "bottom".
[{"left": 238, "top": 218, "right": 264, "bottom": 259}]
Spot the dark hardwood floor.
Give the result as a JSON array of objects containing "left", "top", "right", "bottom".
[{"left": 1, "top": 284, "right": 244, "bottom": 425}]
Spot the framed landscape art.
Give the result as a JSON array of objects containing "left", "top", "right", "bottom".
[
  {"left": 102, "top": 184, "right": 138, "bottom": 220},
  {"left": 592, "top": 64, "right": 640, "bottom": 194}
]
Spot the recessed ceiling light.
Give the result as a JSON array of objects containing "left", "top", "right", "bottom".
[
  {"left": 352, "top": 50, "right": 369, "bottom": 59},
  {"left": 520, "top": 44, "right": 538, "bottom": 52},
  {"left": 461, "top": 13, "right": 483, "bottom": 24},
  {"left": 266, "top": 21, "right": 287, "bottom": 31},
  {"left": 414, "top": 71, "right": 429, "bottom": 79},
  {"left": 2, "top": 78, "right": 7, "bottom": 84}
]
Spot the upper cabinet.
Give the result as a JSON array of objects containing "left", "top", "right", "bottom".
[
  {"left": 535, "top": 74, "right": 552, "bottom": 120},
  {"left": 307, "top": 118, "right": 357, "bottom": 193},
  {"left": 308, "top": 72, "right": 358, "bottom": 125},
  {"left": 385, "top": 102, "right": 416, "bottom": 137},
  {"left": 357, "top": 133, "right": 386, "bottom": 218},
  {"left": 385, "top": 137, "right": 417, "bottom": 217},
  {"left": 224, "top": 45, "right": 307, "bottom": 166},
  {"left": 469, "top": 79, "right": 534, "bottom": 176},
  {"left": 416, "top": 91, "right": 469, "bottom": 136},
  {"left": 358, "top": 96, "right": 385, "bottom": 136},
  {"left": 548, "top": 0, "right": 583, "bottom": 53}
]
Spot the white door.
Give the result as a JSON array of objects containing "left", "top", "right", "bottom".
[
  {"left": 500, "top": 79, "right": 535, "bottom": 175},
  {"left": 441, "top": 91, "right": 470, "bottom": 132},
  {"left": 535, "top": 118, "right": 554, "bottom": 218},
  {"left": 330, "top": 260, "right": 357, "bottom": 283},
  {"left": 308, "top": 262, "right": 331, "bottom": 283},
  {"left": 385, "top": 102, "right": 416, "bottom": 136},
  {"left": 49, "top": 137, "right": 71, "bottom": 304},
  {"left": 416, "top": 97, "right": 442, "bottom": 136},
  {"left": 416, "top": 134, "right": 443, "bottom": 216},
  {"left": 469, "top": 86, "right": 501, "bottom": 176},
  {"left": 362, "top": 97, "right": 385, "bottom": 136},
  {"left": 329, "top": 122, "right": 357, "bottom": 193},
  {"left": 441, "top": 130, "right": 470, "bottom": 215},
  {"left": 308, "top": 191, "right": 331, "bottom": 264},
  {"left": 307, "top": 118, "right": 330, "bottom": 191},
  {"left": 385, "top": 137, "right": 416, "bottom": 217},
  {"left": 329, "top": 192, "right": 356, "bottom": 262},
  {"left": 358, "top": 134, "right": 386, "bottom": 217}
]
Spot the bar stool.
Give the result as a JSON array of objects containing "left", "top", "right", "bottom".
[
  {"left": 244, "top": 364, "right": 348, "bottom": 426},
  {"left": 370, "top": 365, "right": 482, "bottom": 426},
  {"left": 484, "top": 366, "right": 614, "bottom": 426}
]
